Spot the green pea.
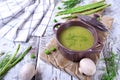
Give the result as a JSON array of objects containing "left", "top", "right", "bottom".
[
  {"left": 57, "top": 6, "right": 61, "bottom": 10},
  {"left": 44, "top": 49, "right": 51, "bottom": 55},
  {"left": 53, "top": 19, "right": 58, "bottom": 23},
  {"left": 30, "top": 53, "right": 35, "bottom": 59},
  {"left": 50, "top": 47, "right": 56, "bottom": 52},
  {"left": 97, "top": 17, "right": 100, "bottom": 21}
]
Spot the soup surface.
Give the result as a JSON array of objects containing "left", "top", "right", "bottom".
[{"left": 59, "top": 26, "right": 94, "bottom": 51}]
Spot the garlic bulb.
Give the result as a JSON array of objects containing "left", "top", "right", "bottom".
[
  {"left": 79, "top": 58, "right": 96, "bottom": 76},
  {"left": 19, "top": 63, "right": 36, "bottom": 80}
]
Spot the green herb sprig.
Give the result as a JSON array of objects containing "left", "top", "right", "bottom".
[
  {"left": 62, "top": 0, "right": 83, "bottom": 9},
  {"left": 101, "top": 52, "right": 119, "bottom": 80}
]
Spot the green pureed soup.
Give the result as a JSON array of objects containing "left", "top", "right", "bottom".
[{"left": 59, "top": 26, "right": 94, "bottom": 51}]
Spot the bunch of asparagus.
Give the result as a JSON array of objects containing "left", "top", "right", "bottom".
[
  {"left": 0, "top": 44, "right": 32, "bottom": 79},
  {"left": 56, "top": 0, "right": 111, "bottom": 19}
]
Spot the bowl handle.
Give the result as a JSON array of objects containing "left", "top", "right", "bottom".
[
  {"left": 53, "top": 23, "right": 62, "bottom": 33},
  {"left": 88, "top": 37, "right": 103, "bottom": 53}
]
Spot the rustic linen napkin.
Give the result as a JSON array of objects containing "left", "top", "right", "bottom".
[
  {"left": 0, "top": 0, "right": 54, "bottom": 42},
  {"left": 0, "top": 0, "right": 33, "bottom": 27},
  {"left": 32, "top": 2, "right": 55, "bottom": 37}
]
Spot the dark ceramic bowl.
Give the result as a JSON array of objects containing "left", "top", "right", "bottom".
[{"left": 53, "top": 20, "right": 102, "bottom": 62}]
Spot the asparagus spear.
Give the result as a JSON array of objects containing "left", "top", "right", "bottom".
[
  {"left": 0, "top": 54, "right": 11, "bottom": 72},
  {"left": 0, "top": 44, "right": 20, "bottom": 76},
  {"left": 10, "top": 46, "right": 32, "bottom": 67},
  {"left": 82, "top": 4, "right": 111, "bottom": 15},
  {"left": 62, "top": 4, "right": 111, "bottom": 19},
  {"left": 0, "top": 45, "right": 32, "bottom": 77},
  {"left": 57, "top": 0, "right": 105, "bottom": 16}
]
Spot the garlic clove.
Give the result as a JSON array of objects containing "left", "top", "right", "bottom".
[
  {"left": 79, "top": 58, "right": 96, "bottom": 76},
  {"left": 19, "top": 63, "right": 36, "bottom": 80}
]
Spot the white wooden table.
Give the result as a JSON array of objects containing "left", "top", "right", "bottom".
[
  {"left": 0, "top": 0, "right": 120, "bottom": 80},
  {"left": 36, "top": 0, "right": 120, "bottom": 80}
]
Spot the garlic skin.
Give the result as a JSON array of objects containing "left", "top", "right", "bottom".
[
  {"left": 19, "top": 63, "right": 36, "bottom": 80},
  {"left": 79, "top": 58, "right": 96, "bottom": 76}
]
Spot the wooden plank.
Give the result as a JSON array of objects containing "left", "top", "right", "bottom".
[
  {"left": 0, "top": 37, "right": 39, "bottom": 80},
  {"left": 1, "top": 0, "right": 120, "bottom": 80},
  {"left": 36, "top": 1, "right": 73, "bottom": 80},
  {"left": 36, "top": 0, "right": 120, "bottom": 80}
]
